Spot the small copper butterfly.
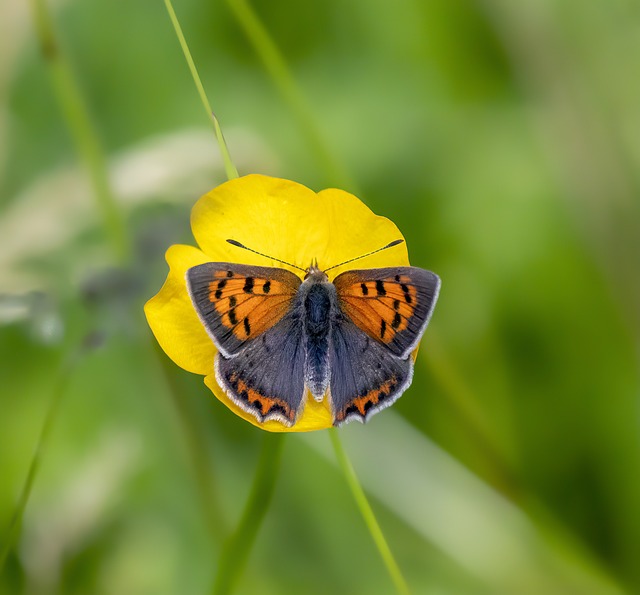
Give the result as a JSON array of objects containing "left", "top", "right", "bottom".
[{"left": 186, "top": 239, "right": 440, "bottom": 427}]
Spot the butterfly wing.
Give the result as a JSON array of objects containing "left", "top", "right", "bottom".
[
  {"left": 329, "top": 316, "right": 413, "bottom": 425},
  {"left": 215, "top": 307, "right": 306, "bottom": 426},
  {"left": 329, "top": 266, "right": 440, "bottom": 425},
  {"left": 186, "top": 262, "right": 301, "bottom": 357},
  {"left": 333, "top": 266, "right": 440, "bottom": 359},
  {"left": 187, "top": 262, "right": 306, "bottom": 426}
]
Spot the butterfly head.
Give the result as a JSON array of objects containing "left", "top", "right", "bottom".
[{"left": 304, "top": 259, "right": 328, "bottom": 282}]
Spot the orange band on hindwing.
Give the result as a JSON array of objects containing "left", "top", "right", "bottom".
[
  {"left": 227, "top": 372, "right": 296, "bottom": 422},
  {"left": 334, "top": 376, "right": 399, "bottom": 423}
]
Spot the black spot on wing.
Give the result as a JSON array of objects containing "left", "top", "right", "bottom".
[
  {"left": 263, "top": 280, "right": 271, "bottom": 294},
  {"left": 228, "top": 309, "right": 237, "bottom": 325},
  {"left": 361, "top": 283, "right": 369, "bottom": 296},
  {"left": 375, "top": 280, "right": 386, "bottom": 296},
  {"left": 214, "top": 279, "right": 227, "bottom": 299},
  {"left": 401, "top": 283, "right": 412, "bottom": 303},
  {"left": 244, "top": 317, "right": 251, "bottom": 336},
  {"left": 380, "top": 319, "right": 387, "bottom": 339},
  {"left": 243, "top": 277, "right": 254, "bottom": 293}
]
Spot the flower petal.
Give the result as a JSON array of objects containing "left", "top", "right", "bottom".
[
  {"left": 190, "top": 174, "right": 409, "bottom": 279},
  {"left": 144, "top": 244, "right": 215, "bottom": 375},
  {"left": 191, "top": 174, "right": 325, "bottom": 274},
  {"left": 315, "top": 187, "right": 410, "bottom": 278}
]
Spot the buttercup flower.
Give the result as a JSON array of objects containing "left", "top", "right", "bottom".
[{"left": 145, "top": 174, "right": 422, "bottom": 432}]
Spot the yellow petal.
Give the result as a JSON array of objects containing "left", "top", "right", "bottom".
[
  {"left": 144, "top": 244, "right": 214, "bottom": 375},
  {"left": 191, "top": 174, "right": 323, "bottom": 275},
  {"left": 190, "top": 174, "right": 408, "bottom": 278},
  {"left": 314, "top": 187, "right": 410, "bottom": 278}
]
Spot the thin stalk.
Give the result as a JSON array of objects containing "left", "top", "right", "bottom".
[
  {"left": 29, "top": 0, "right": 231, "bottom": 556},
  {"left": 225, "top": 0, "right": 356, "bottom": 191},
  {"left": 422, "top": 333, "right": 522, "bottom": 499},
  {"left": 0, "top": 356, "right": 74, "bottom": 572},
  {"left": 28, "top": 0, "right": 130, "bottom": 263},
  {"left": 164, "top": 0, "right": 239, "bottom": 181},
  {"left": 212, "top": 434, "right": 285, "bottom": 595},
  {"left": 330, "top": 430, "right": 411, "bottom": 595},
  {"left": 154, "top": 342, "right": 228, "bottom": 541},
  {"left": 160, "top": 8, "right": 286, "bottom": 593}
]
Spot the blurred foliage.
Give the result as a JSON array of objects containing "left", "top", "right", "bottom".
[{"left": 1, "top": 0, "right": 640, "bottom": 594}]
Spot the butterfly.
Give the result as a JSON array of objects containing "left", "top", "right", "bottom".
[{"left": 186, "top": 239, "right": 440, "bottom": 427}]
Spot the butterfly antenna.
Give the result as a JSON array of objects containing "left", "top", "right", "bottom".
[
  {"left": 226, "top": 239, "right": 307, "bottom": 272},
  {"left": 324, "top": 239, "right": 405, "bottom": 272}
]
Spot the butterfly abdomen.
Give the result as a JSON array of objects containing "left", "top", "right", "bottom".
[{"left": 302, "top": 282, "right": 333, "bottom": 401}]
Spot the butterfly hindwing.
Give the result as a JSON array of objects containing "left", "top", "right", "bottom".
[
  {"left": 216, "top": 306, "right": 306, "bottom": 426},
  {"left": 333, "top": 267, "right": 440, "bottom": 359},
  {"left": 186, "top": 262, "right": 301, "bottom": 357},
  {"left": 329, "top": 315, "right": 413, "bottom": 426}
]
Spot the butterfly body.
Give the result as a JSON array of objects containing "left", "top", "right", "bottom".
[
  {"left": 186, "top": 259, "right": 440, "bottom": 427},
  {"left": 300, "top": 268, "right": 334, "bottom": 400}
]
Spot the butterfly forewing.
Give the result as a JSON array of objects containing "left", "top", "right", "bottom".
[
  {"left": 186, "top": 262, "right": 301, "bottom": 357},
  {"left": 333, "top": 267, "right": 440, "bottom": 359}
]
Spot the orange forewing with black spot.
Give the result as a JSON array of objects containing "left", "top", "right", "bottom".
[
  {"left": 333, "top": 267, "right": 440, "bottom": 359},
  {"left": 186, "top": 263, "right": 301, "bottom": 357},
  {"left": 208, "top": 270, "right": 297, "bottom": 341}
]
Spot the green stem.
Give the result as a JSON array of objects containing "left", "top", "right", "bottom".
[
  {"left": 330, "top": 430, "right": 411, "bottom": 595},
  {"left": 161, "top": 9, "right": 284, "bottom": 591},
  {"left": 0, "top": 356, "right": 74, "bottom": 572},
  {"left": 212, "top": 434, "right": 285, "bottom": 595},
  {"left": 28, "top": 0, "right": 130, "bottom": 263},
  {"left": 154, "top": 342, "right": 229, "bottom": 541},
  {"left": 29, "top": 0, "right": 232, "bottom": 557},
  {"left": 225, "top": 0, "right": 356, "bottom": 191},
  {"left": 164, "top": 0, "right": 239, "bottom": 181},
  {"left": 161, "top": 8, "right": 287, "bottom": 593},
  {"left": 422, "top": 332, "right": 521, "bottom": 499}
]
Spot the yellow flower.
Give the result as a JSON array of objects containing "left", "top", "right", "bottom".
[{"left": 144, "top": 174, "right": 411, "bottom": 432}]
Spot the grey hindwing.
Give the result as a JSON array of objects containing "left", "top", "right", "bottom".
[
  {"left": 216, "top": 306, "right": 307, "bottom": 425},
  {"left": 329, "top": 314, "right": 412, "bottom": 426}
]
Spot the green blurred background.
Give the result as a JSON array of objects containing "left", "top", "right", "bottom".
[{"left": 1, "top": 0, "right": 640, "bottom": 593}]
